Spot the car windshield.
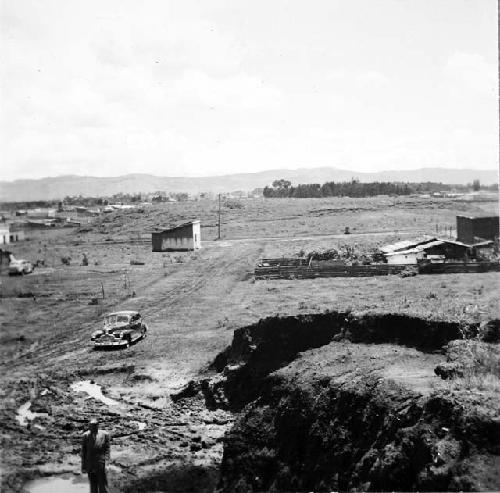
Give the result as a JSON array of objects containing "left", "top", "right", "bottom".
[{"left": 104, "top": 314, "right": 130, "bottom": 325}]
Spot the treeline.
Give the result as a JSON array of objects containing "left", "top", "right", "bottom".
[{"left": 263, "top": 179, "right": 495, "bottom": 198}]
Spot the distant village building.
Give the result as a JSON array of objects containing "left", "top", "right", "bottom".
[
  {"left": 0, "top": 226, "right": 10, "bottom": 244},
  {"left": 456, "top": 215, "right": 499, "bottom": 244},
  {"left": 26, "top": 208, "right": 56, "bottom": 218},
  {"left": 152, "top": 220, "right": 201, "bottom": 252},
  {"left": 9, "top": 230, "right": 25, "bottom": 242}
]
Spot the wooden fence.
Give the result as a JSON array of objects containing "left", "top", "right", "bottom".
[
  {"left": 418, "top": 262, "right": 500, "bottom": 275},
  {"left": 255, "top": 259, "right": 500, "bottom": 280}
]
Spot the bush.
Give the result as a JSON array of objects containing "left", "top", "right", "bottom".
[
  {"left": 400, "top": 266, "right": 418, "bottom": 277},
  {"left": 224, "top": 199, "right": 244, "bottom": 209}
]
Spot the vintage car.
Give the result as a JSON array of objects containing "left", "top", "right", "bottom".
[
  {"left": 91, "top": 310, "right": 148, "bottom": 348},
  {"left": 9, "top": 259, "right": 34, "bottom": 276}
]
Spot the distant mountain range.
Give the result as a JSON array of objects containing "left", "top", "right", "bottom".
[{"left": 0, "top": 167, "right": 497, "bottom": 202}]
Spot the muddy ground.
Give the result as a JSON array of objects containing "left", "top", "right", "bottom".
[{"left": 1, "top": 196, "right": 499, "bottom": 492}]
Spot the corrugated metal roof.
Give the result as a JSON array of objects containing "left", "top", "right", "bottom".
[
  {"left": 154, "top": 220, "right": 200, "bottom": 234},
  {"left": 380, "top": 236, "right": 436, "bottom": 254},
  {"left": 385, "top": 239, "right": 470, "bottom": 256}
]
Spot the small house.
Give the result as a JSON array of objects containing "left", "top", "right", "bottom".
[
  {"left": 152, "top": 220, "right": 201, "bottom": 252},
  {"left": 385, "top": 250, "right": 423, "bottom": 264},
  {"left": 384, "top": 239, "right": 469, "bottom": 265}
]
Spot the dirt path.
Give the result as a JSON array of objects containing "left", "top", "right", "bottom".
[{"left": 0, "top": 242, "right": 265, "bottom": 492}]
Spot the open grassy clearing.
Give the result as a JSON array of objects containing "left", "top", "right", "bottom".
[{"left": 57, "top": 195, "right": 498, "bottom": 242}]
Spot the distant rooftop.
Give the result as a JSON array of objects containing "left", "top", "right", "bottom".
[{"left": 456, "top": 214, "right": 499, "bottom": 220}]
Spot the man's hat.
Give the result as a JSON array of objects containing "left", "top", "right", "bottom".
[{"left": 89, "top": 418, "right": 98, "bottom": 425}]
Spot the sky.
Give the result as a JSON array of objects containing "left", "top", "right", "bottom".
[{"left": 0, "top": 0, "right": 498, "bottom": 181}]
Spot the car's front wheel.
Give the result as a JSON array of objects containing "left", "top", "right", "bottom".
[{"left": 124, "top": 334, "right": 132, "bottom": 348}]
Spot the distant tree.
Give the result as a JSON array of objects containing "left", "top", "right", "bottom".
[
  {"left": 272, "top": 179, "right": 292, "bottom": 189},
  {"left": 174, "top": 193, "right": 189, "bottom": 202},
  {"left": 472, "top": 179, "right": 480, "bottom": 191}
]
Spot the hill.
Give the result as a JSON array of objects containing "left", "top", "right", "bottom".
[{"left": 0, "top": 167, "right": 497, "bottom": 201}]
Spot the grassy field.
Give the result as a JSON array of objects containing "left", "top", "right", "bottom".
[
  {"left": 50, "top": 194, "right": 498, "bottom": 242},
  {"left": 1, "top": 194, "right": 499, "bottom": 492}
]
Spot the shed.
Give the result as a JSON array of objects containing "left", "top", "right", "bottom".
[
  {"left": 152, "top": 220, "right": 201, "bottom": 252},
  {"left": 456, "top": 215, "right": 499, "bottom": 244},
  {"left": 385, "top": 239, "right": 469, "bottom": 265},
  {"left": 385, "top": 250, "right": 423, "bottom": 265}
]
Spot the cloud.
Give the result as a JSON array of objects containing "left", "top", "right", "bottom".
[
  {"left": 355, "top": 70, "right": 390, "bottom": 89},
  {"left": 0, "top": 2, "right": 497, "bottom": 180},
  {"left": 170, "top": 70, "right": 283, "bottom": 110},
  {"left": 444, "top": 52, "right": 497, "bottom": 97},
  {"left": 325, "top": 68, "right": 390, "bottom": 89}
]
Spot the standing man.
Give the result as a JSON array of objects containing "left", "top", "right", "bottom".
[{"left": 81, "top": 418, "right": 110, "bottom": 493}]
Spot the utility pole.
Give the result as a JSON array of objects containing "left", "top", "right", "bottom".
[{"left": 218, "top": 193, "right": 221, "bottom": 240}]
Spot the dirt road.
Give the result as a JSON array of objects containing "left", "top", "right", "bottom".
[{"left": 0, "top": 242, "right": 264, "bottom": 492}]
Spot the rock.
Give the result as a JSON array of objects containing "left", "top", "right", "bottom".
[
  {"left": 190, "top": 442, "right": 202, "bottom": 452},
  {"left": 434, "top": 363, "right": 465, "bottom": 380}
]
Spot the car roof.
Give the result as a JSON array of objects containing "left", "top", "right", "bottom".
[{"left": 104, "top": 310, "right": 140, "bottom": 317}]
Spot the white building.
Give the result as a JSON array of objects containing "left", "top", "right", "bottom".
[
  {"left": 0, "top": 226, "right": 9, "bottom": 244},
  {"left": 152, "top": 220, "right": 201, "bottom": 251}
]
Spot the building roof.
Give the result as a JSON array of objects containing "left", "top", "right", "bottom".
[
  {"left": 456, "top": 214, "right": 499, "bottom": 220},
  {"left": 154, "top": 220, "right": 200, "bottom": 234},
  {"left": 380, "top": 236, "right": 436, "bottom": 254},
  {"left": 385, "top": 239, "right": 469, "bottom": 256}
]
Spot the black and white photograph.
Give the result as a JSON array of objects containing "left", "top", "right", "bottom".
[{"left": 0, "top": 1, "right": 499, "bottom": 492}]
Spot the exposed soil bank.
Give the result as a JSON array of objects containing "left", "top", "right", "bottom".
[
  {"left": 219, "top": 366, "right": 500, "bottom": 492},
  {"left": 173, "top": 312, "right": 500, "bottom": 492},
  {"left": 194, "top": 312, "right": 499, "bottom": 411}
]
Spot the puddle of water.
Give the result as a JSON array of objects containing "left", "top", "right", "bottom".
[
  {"left": 16, "top": 402, "right": 48, "bottom": 427},
  {"left": 70, "top": 380, "right": 118, "bottom": 406},
  {"left": 26, "top": 475, "right": 88, "bottom": 493}
]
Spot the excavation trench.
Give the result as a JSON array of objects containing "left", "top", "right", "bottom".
[{"left": 173, "top": 312, "right": 500, "bottom": 492}]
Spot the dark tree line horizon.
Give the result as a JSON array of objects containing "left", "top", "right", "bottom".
[{"left": 263, "top": 178, "right": 494, "bottom": 198}]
